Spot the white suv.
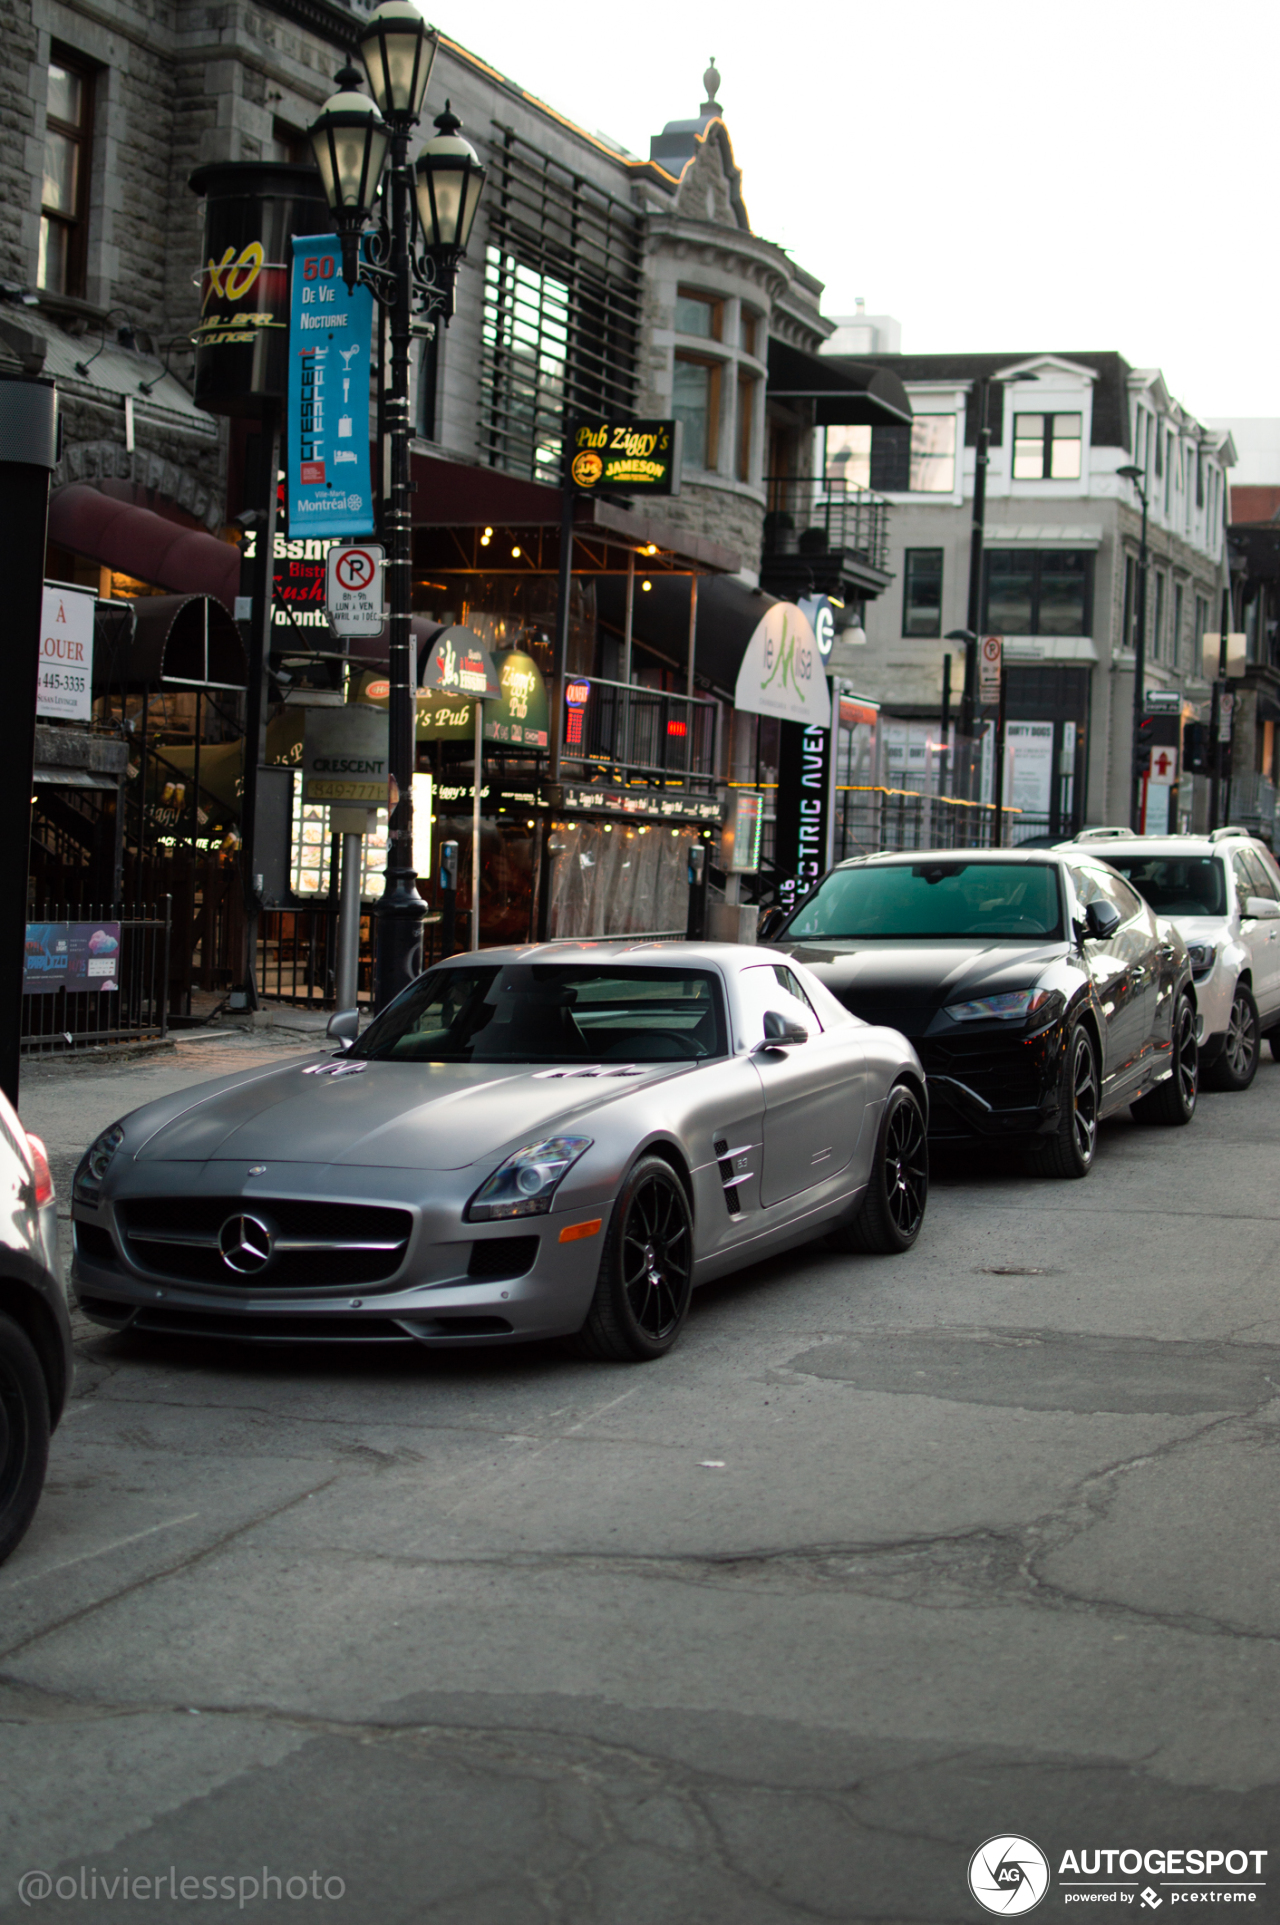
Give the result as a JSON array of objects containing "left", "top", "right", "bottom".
[{"left": 1058, "top": 829, "right": 1280, "bottom": 1090}]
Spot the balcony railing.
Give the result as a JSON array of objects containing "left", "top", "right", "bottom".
[
  {"left": 763, "top": 476, "right": 891, "bottom": 574},
  {"left": 561, "top": 677, "right": 718, "bottom": 791}
]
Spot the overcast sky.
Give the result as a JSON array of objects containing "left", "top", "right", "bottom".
[{"left": 432, "top": 0, "right": 1275, "bottom": 424}]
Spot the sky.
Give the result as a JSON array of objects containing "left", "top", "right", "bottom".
[{"left": 430, "top": 0, "right": 1278, "bottom": 423}]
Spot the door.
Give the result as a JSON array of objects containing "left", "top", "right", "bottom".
[
  {"left": 738, "top": 962, "right": 865, "bottom": 1206},
  {"left": 1070, "top": 862, "right": 1155, "bottom": 1097},
  {"left": 1231, "top": 848, "right": 1280, "bottom": 1019}
]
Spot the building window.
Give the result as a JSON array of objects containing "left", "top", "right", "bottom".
[
  {"left": 1194, "top": 595, "right": 1208, "bottom": 670},
  {"left": 674, "top": 356, "right": 720, "bottom": 470},
  {"left": 825, "top": 424, "right": 871, "bottom": 490},
  {"left": 1173, "top": 583, "right": 1184, "bottom": 667},
  {"left": 38, "top": 52, "right": 95, "bottom": 297},
  {"left": 269, "top": 121, "right": 312, "bottom": 165},
  {"left": 868, "top": 416, "right": 956, "bottom": 493},
  {"left": 736, "top": 373, "right": 756, "bottom": 483},
  {"left": 1152, "top": 570, "right": 1166, "bottom": 661},
  {"left": 984, "top": 550, "right": 1091, "bottom": 637},
  {"left": 674, "top": 289, "right": 722, "bottom": 341},
  {"left": 1012, "top": 413, "right": 1083, "bottom": 481},
  {"left": 739, "top": 309, "right": 758, "bottom": 356},
  {"left": 1123, "top": 555, "right": 1137, "bottom": 655},
  {"left": 479, "top": 130, "right": 642, "bottom": 484},
  {"left": 903, "top": 550, "right": 943, "bottom": 637}
]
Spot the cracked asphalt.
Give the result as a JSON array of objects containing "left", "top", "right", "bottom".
[{"left": 4, "top": 1028, "right": 1280, "bottom": 1922}]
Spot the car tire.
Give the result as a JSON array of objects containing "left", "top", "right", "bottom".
[
  {"left": 829, "top": 1083, "right": 928, "bottom": 1254},
  {"left": 575, "top": 1155, "right": 694, "bottom": 1362},
  {"left": 1028, "top": 1023, "right": 1099, "bottom": 1179},
  {"left": 1131, "top": 994, "right": 1198, "bottom": 1126},
  {"left": 0, "top": 1312, "right": 52, "bottom": 1567},
  {"left": 1204, "top": 984, "right": 1260, "bottom": 1091}
]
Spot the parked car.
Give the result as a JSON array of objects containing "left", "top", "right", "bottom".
[
  {"left": 1059, "top": 829, "right": 1280, "bottom": 1091},
  {"left": 0, "top": 1091, "right": 73, "bottom": 1564},
  {"left": 71, "top": 944, "right": 928, "bottom": 1362},
  {"left": 762, "top": 847, "right": 1198, "bottom": 1178}
]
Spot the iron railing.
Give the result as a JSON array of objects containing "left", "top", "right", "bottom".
[
  {"left": 254, "top": 907, "right": 445, "bottom": 1009},
  {"left": 832, "top": 788, "right": 1020, "bottom": 861},
  {"left": 22, "top": 900, "right": 171, "bottom": 1054},
  {"left": 561, "top": 678, "right": 717, "bottom": 789},
  {"left": 763, "top": 476, "right": 891, "bottom": 574}
]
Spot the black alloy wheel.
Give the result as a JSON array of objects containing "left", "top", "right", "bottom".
[
  {"left": 1028, "top": 1024, "right": 1099, "bottom": 1180},
  {"left": 1205, "top": 984, "right": 1260, "bottom": 1092},
  {"left": 577, "top": 1155, "right": 694, "bottom": 1362},
  {"left": 0, "top": 1312, "right": 52, "bottom": 1566},
  {"left": 1132, "top": 994, "right": 1198, "bottom": 1126},
  {"left": 831, "top": 1082, "right": 928, "bottom": 1254}
]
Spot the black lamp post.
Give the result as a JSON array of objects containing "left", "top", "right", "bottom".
[
  {"left": 308, "top": 2, "right": 486, "bottom": 1008},
  {"left": 1118, "top": 463, "right": 1150, "bottom": 832}
]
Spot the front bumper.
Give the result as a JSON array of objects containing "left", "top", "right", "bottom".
[
  {"left": 71, "top": 1160, "right": 611, "bottom": 1345},
  {"left": 914, "top": 1019, "right": 1066, "bottom": 1141}
]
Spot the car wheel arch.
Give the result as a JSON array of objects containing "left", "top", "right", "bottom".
[
  {"left": 634, "top": 1137, "right": 696, "bottom": 1221},
  {"left": 0, "top": 1277, "right": 68, "bottom": 1428},
  {"left": 893, "top": 1069, "right": 928, "bottom": 1118}
]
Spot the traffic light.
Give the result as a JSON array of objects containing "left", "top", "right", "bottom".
[
  {"left": 1135, "top": 716, "right": 1156, "bottom": 776},
  {"left": 1183, "top": 721, "right": 1211, "bottom": 775}
]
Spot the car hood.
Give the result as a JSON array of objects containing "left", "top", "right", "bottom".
[
  {"left": 127, "top": 1056, "right": 689, "bottom": 1170},
  {"left": 778, "top": 938, "right": 1069, "bottom": 1036}
]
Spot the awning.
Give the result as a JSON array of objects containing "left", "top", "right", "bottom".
[
  {"left": 766, "top": 342, "right": 914, "bottom": 428},
  {"left": 48, "top": 484, "right": 240, "bottom": 604},
  {"left": 107, "top": 594, "right": 248, "bottom": 692},
  {"left": 595, "top": 573, "right": 780, "bottom": 700}
]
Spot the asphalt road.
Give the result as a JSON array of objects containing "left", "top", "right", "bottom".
[{"left": 4, "top": 1029, "right": 1280, "bottom": 1922}]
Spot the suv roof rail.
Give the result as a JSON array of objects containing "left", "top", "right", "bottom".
[
  {"left": 1075, "top": 826, "right": 1133, "bottom": 839},
  {"left": 1209, "top": 826, "right": 1252, "bottom": 840}
]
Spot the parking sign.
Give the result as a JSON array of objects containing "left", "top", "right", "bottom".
[
  {"left": 325, "top": 543, "right": 384, "bottom": 637},
  {"left": 979, "top": 635, "right": 1002, "bottom": 706}
]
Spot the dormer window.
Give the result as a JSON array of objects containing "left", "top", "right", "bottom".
[{"left": 1013, "top": 413, "right": 1083, "bottom": 481}]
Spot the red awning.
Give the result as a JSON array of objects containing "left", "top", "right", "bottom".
[{"left": 48, "top": 484, "right": 240, "bottom": 606}]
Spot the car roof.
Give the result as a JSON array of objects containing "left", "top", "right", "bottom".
[
  {"left": 1057, "top": 837, "right": 1233, "bottom": 857},
  {"left": 835, "top": 847, "right": 1062, "bottom": 869},
  {"left": 427, "top": 941, "right": 766, "bottom": 969}
]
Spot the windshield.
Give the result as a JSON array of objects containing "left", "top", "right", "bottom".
[
  {"left": 784, "top": 861, "right": 1064, "bottom": 940},
  {"left": 352, "top": 964, "right": 727, "bottom": 1064},
  {"left": 1102, "top": 854, "right": 1226, "bottom": 917}
]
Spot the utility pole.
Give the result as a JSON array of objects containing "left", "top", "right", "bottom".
[{"left": 1118, "top": 464, "right": 1150, "bottom": 832}]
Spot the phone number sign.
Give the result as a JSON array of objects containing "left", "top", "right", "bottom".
[{"left": 37, "top": 583, "right": 95, "bottom": 721}]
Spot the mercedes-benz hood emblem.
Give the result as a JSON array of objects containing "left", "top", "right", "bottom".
[{"left": 218, "top": 1213, "right": 273, "bottom": 1274}]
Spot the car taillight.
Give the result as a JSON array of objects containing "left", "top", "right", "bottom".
[{"left": 26, "top": 1134, "right": 54, "bottom": 1207}]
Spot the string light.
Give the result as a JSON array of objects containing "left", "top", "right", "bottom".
[{"left": 641, "top": 580, "right": 652, "bottom": 592}]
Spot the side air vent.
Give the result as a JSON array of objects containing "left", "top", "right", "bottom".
[{"left": 714, "top": 1136, "right": 740, "bottom": 1216}]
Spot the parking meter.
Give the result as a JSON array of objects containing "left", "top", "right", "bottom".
[{"left": 440, "top": 840, "right": 458, "bottom": 955}]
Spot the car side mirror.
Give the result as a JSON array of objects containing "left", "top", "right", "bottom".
[
  {"left": 327, "top": 1007, "right": 360, "bottom": 1050},
  {"left": 1245, "top": 896, "right": 1280, "bottom": 920},
  {"left": 752, "top": 1009, "right": 808, "bottom": 1053},
  {"left": 1084, "top": 900, "right": 1121, "bottom": 940},
  {"left": 757, "top": 907, "right": 786, "bottom": 943}
]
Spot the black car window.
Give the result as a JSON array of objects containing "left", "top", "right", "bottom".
[
  {"left": 1231, "top": 851, "right": 1257, "bottom": 909},
  {"left": 351, "top": 964, "right": 728, "bottom": 1064},
  {"left": 784, "top": 861, "right": 1063, "bottom": 940},
  {"left": 1103, "top": 854, "right": 1226, "bottom": 917}
]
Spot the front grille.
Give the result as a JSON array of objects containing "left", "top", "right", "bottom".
[
  {"left": 916, "top": 1037, "right": 1042, "bottom": 1108},
  {"left": 468, "top": 1236, "right": 540, "bottom": 1281},
  {"left": 75, "top": 1222, "right": 117, "bottom": 1266},
  {"left": 131, "top": 1307, "right": 414, "bottom": 1342},
  {"left": 116, "top": 1196, "right": 413, "bottom": 1290}
]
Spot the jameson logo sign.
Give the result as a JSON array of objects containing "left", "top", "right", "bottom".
[{"left": 568, "top": 417, "right": 682, "bottom": 496}]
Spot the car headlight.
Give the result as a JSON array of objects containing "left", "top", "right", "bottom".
[
  {"left": 944, "top": 988, "right": 1055, "bottom": 1024},
  {"left": 1185, "top": 941, "right": 1217, "bottom": 981},
  {"left": 74, "top": 1122, "right": 125, "bottom": 1201},
  {"left": 466, "top": 1136, "right": 593, "bottom": 1221}
]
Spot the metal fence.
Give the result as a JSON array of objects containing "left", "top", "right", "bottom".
[
  {"left": 832, "top": 787, "right": 1020, "bottom": 861},
  {"left": 254, "top": 906, "right": 446, "bottom": 1009},
  {"left": 562, "top": 678, "right": 718, "bottom": 789},
  {"left": 22, "top": 900, "right": 171, "bottom": 1055}
]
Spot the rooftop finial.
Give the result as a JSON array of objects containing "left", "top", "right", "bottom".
[{"left": 701, "top": 57, "right": 721, "bottom": 113}]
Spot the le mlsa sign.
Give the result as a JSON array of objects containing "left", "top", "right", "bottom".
[{"left": 37, "top": 582, "right": 95, "bottom": 722}]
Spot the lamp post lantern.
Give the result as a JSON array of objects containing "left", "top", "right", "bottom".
[
  {"left": 308, "top": 6, "right": 486, "bottom": 1008},
  {"left": 1118, "top": 463, "right": 1150, "bottom": 833}
]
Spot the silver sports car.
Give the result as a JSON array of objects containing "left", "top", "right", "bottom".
[{"left": 71, "top": 942, "right": 928, "bottom": 1361}]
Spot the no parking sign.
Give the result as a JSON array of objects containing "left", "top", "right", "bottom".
[{"left": 325, "top": 543, "right": 384, "bottom": 637}]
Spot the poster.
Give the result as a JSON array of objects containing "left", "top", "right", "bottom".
[
  {"left": 1006, "top": 722, "right": 1056, "bottom": 816},
  {"left": 37, "top": 583, "right": 95, "bottom": 721},
  {"left": 287, "top": 235, "right": 375, "bottom": 539},
  {"left": 23, "top": 922, "right": 120, "bottom": 995}
]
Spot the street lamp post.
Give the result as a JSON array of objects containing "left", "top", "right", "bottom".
[
  {"left": 308, "top": 2, "right": 486, "bottom": 1008},
  {"left": 1118, "top": 464, "right": 1150, "bottom": 833}
]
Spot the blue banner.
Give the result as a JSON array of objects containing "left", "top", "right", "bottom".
[{"left": 287, "top": 235, "right": 375, "bottom": 538}]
